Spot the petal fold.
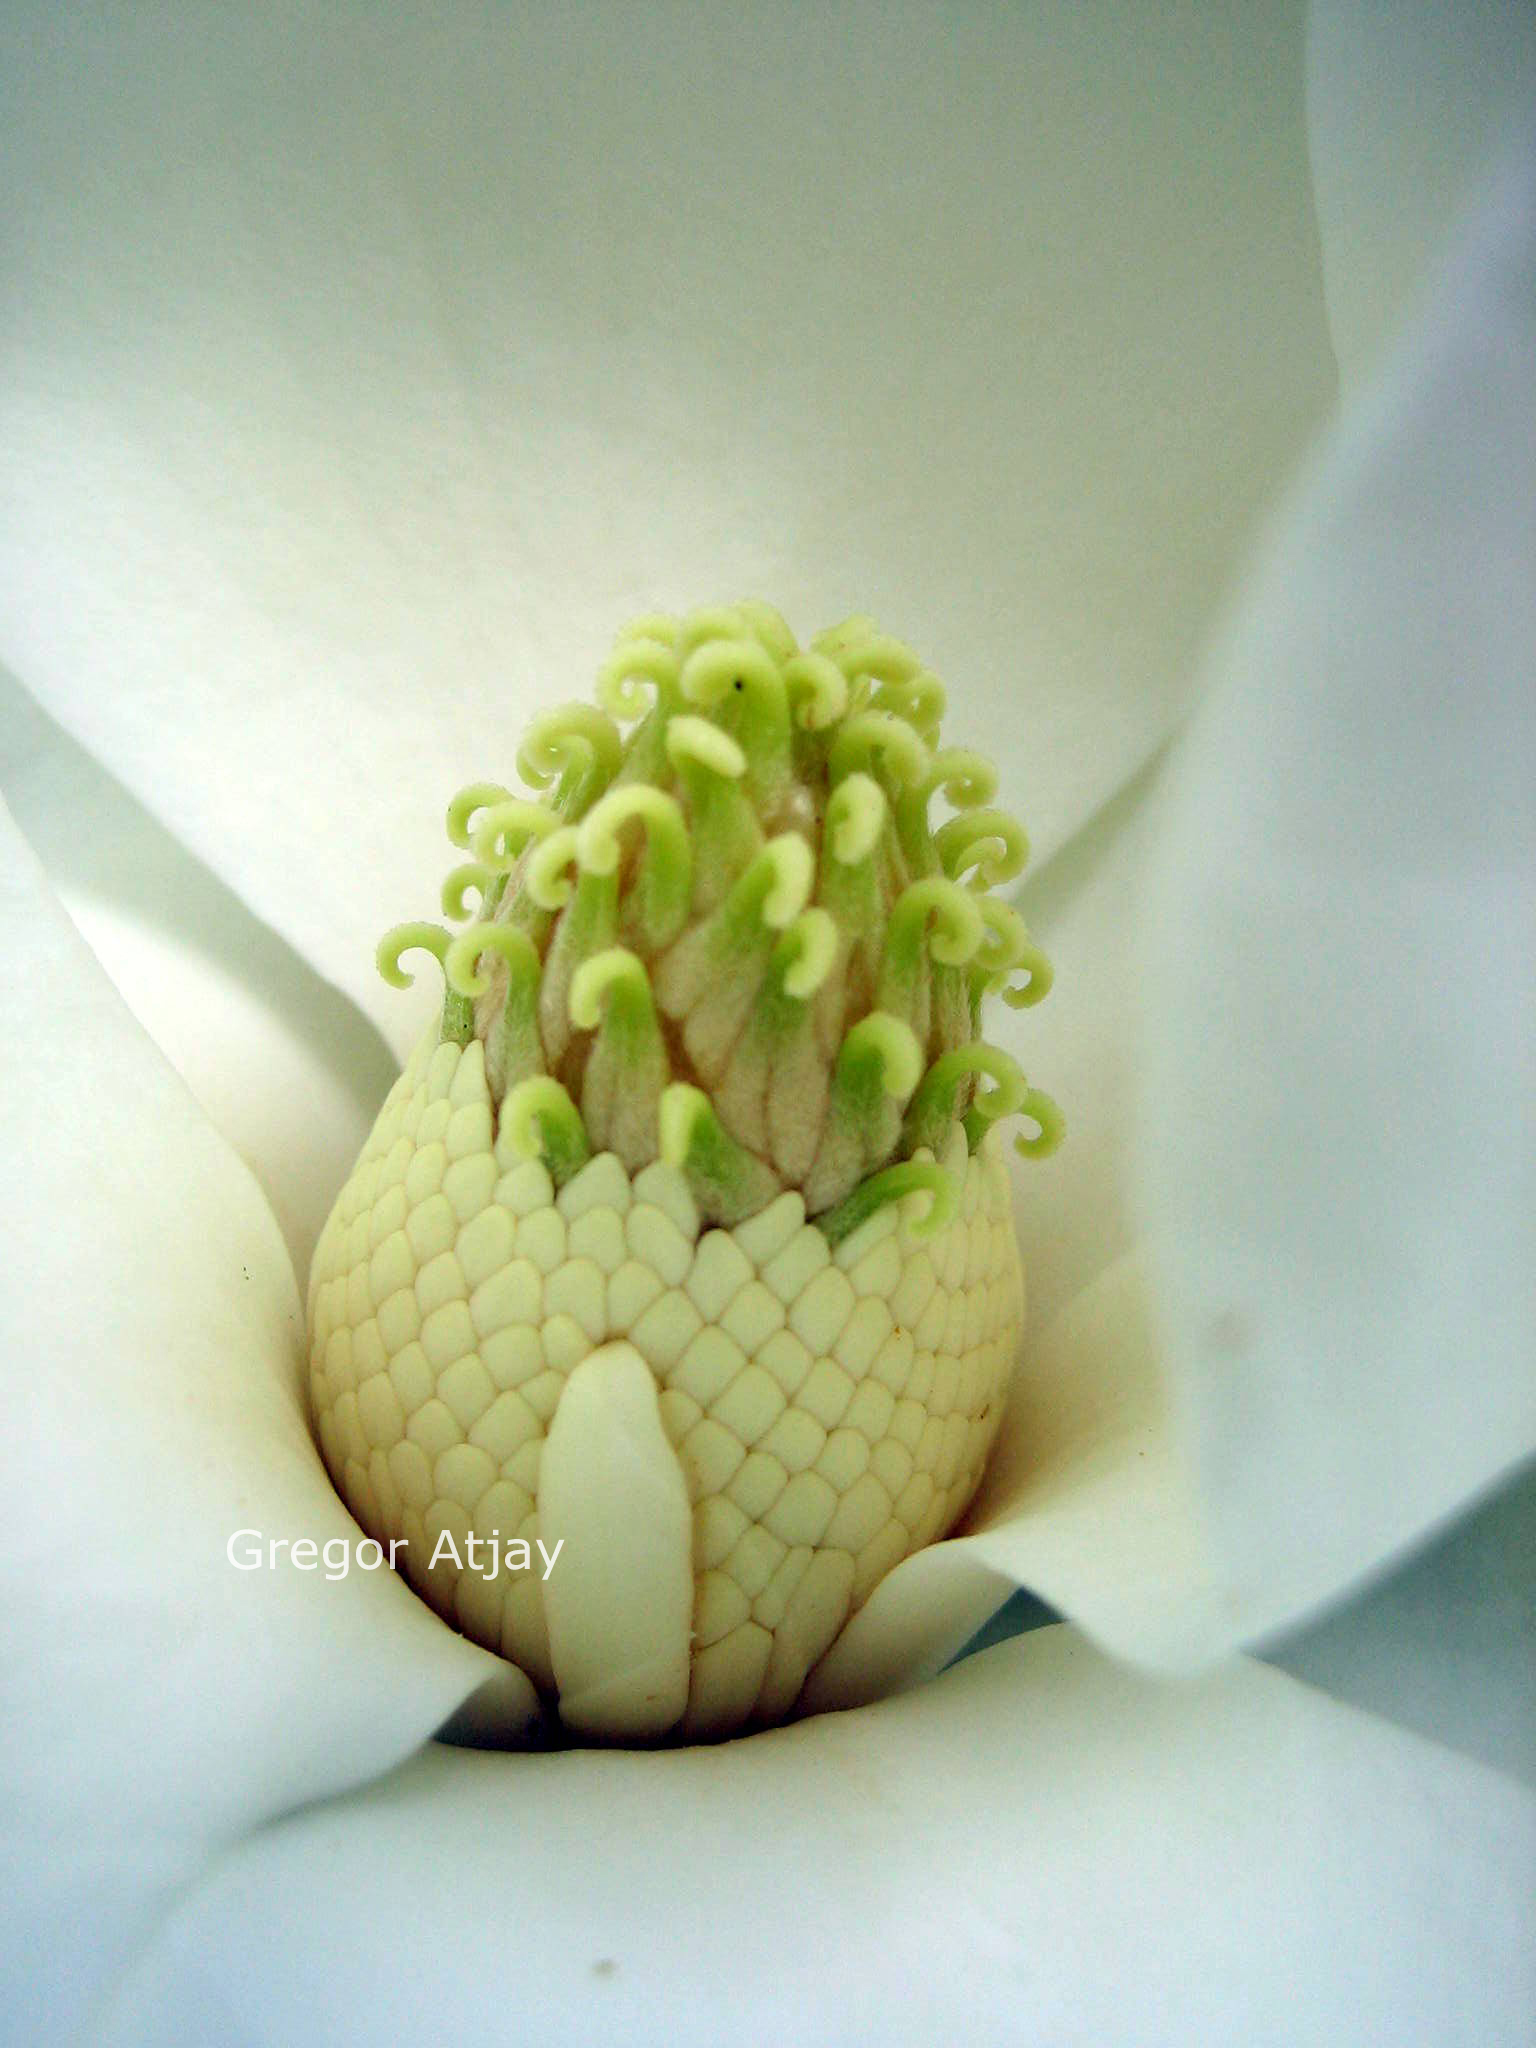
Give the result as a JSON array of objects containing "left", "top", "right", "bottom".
[
  {"left": 94, "top": 1628, "right": 1536, "bottom": 2048},
  {"left": 1137, "top": 138, "right": 1536, "bottom": 1643},
  {"left": 0, "top": 796, "right": 513, "bottom": 2042}
]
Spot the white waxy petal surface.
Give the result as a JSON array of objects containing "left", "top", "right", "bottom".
[
  {"left": 0, "top": 796, "right": 516, "bottom": 2044},
  {"left": 0, "top": 3, "right": 1333, "bottom": 1057},
  {"left": 89, "top": 1628, "right": 1536, "bottom": 2048},
  {"left": 1139, "top": 135, "right": 1536, "bottom": 1642}
]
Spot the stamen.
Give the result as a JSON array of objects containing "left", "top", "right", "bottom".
[
  {"left": 828, "top": 711, "right": 930, "bottom": 792},
  {"left": 569, "top": 947, "right": 669, "bottom": 1164},
  {"left": 597, "top": 635, "right": 680, "bottom": 724},
  {"left": 665, "top": 714, "right": 747, "bottom": 782},
  {"left": 734, "top": 834, "right": 815, "bottom": 934},
  {"left": 443, "top": 922, "right": 541, "bottom": 1001},
  {"left": 1013, "top": 1086, "right": 1066, "bottom": 1159},
  {"left": 734, "top": 598, "right": 798, "bottom": 665},
  {"left": 575, "top": 785, "right": 692, "bottom": 949},
  {"left": 676, "top": 605, "right": 751, "bottom": 657},
  {"left": 469, "top": 799, "right": 559, "bottom": 873},
  {"left": 973, "top": 899, "right": 1054, "bottom": 1010},
  {"left": 904, "top": 1041, "right": 1058, "bottom": 1158},
  {"left": 517, "top": 704, "right": 623, "bottom": 816},
  {"left": 820, "top": 629, "right": 921, "bottom": 686},
  {"left": 444, "top": 926, "right": 545, "bottom": 1099},
  {"left": 871, "top": 669, "right": 946, "bottom": 740},
  {"left": 525, "top": 827, "right": 582, "bottom": 910},
  {"left": 772, "top": 908, "right": 838, "bottom": 1000},
  {"left": 819, "top": 1160, "right": 958, "bottom": 1245},
  {"left": 376, "top": 922, "right": 450, "bottom": 989},
  {"left": 934, "top": 807, "right": 1029, "bottom": 890},
  {"left": 878, "top": 878, "right": 986, "bottom": 1041},
  {"left": 446, "top": 782, "right": 514, "bottom": 852},
  {"left": 802, "top": 1011, "right": 924, "bottom": 1214},
  {"left": 886, "top": 877, "right": 986, "bottom": 968},
  {"left": 835, "top": 1012, "right": 924, "bottom": 1105},
  {"left": 812, "top": 613, "right": 879, "bottom": 654},
  {"left": 826, "top": 774, "right": 887, "bottom": 866},
  {"left": 375, "top": 924, "right": 471, "bottom": 1047},
  {"left": 678, "top": 638, "right": 792, "bottom": 802},
  {"left": 500, "top": 1076, "right": 591, "bottom": 1185},
  {"left": 440, "top": 862, "right": 497, "bottom": 921},
  {"left": 538, "top": 858, "right": 621, "bottom": 1068},
  {"left": 618, "top": 611, "right": 682, "bottom": 643},
  {"left": 659, "top": 1083, "right": 780, "bottom": 1226},
  {"left": 782, "top": 651, "right": 849, "bottom": 731},
  {"left": 920, "top": 747, "right": 998, "bottom": 811},
  {"left": 568, "top": 946, "right": 655, "bottom": 1033}
]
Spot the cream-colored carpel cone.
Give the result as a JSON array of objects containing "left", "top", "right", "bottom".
[{"left": 307, "top": 604, "right": 1061, "bottom": 1739}]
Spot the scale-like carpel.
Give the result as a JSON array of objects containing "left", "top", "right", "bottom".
[{"left": 310, "top": 603, "right": 1062, "bottom": 1740}]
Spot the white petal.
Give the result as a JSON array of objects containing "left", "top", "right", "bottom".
[
  {"left": 1137, "top": 139, "right": 1536, "bottom": 1642},
  {"left": 92, "top": 1628, "right": 1536, "bottom": 2048},
  {"left": 2, "top": 671, "right": 397, "bottom": 1277},
  {"left": 1001, "top": 755, "right": 1170, "bottom": 1337},
  {"left": 0, "top": 2, "right": 1332, "bottom": 1034},
  {"left": 1308, "top": 0, "right": 1536, "bottom": 385},
  {"left": 1268, "top": 1458, "right": 1536, "bottom": 1787},
  {"left": 0, "top": 797, "right": 519, "bottom": 2043}
]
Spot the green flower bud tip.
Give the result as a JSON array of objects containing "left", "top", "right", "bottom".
[{"left": 379, "top": 603, "right": 1061, "bottom": 1234}]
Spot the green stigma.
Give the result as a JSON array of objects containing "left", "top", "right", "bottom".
[{"left": 377, "top": 604, "right": 1062, "bottom": 1232}]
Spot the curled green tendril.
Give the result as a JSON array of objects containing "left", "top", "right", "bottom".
[
  {"left": 871, "top": 669, "right": 947, "bottom": 739},
  {"left": 568, "top": 946, "right": 654, "bottom": 1032},
  {"left": 678, "top": 639, "right": 791, "bottom": 785},
  {"left": 658, "top": 1082, "right": 710, "bottom": 1169},
  {"left": 516, "top": 704, "right": 622, "bottom": 814},
  {"left": 501, "top": 1076, "right": 591, "bottom": 1183},
  {"left": 920, "top": 747, "right": 998, "bottom": 811},
  {"left": 887, "top": 877, "right": 987, "bottom": 969},
  {"left": 734, "top": 598, "right": 798, "bottom": 665},
  {"left": 443, "top": 922, "right": 541, "bottom": 1001},
  {"left": 813, "top": 612, "right": 879, "bottom": 654},
  {"left": 619, "top": 611, "right": 681, "bottom": 644},
  {"left": 828, "top": 711, "right": 930, "bottom": 792},
  {"left": 782, "top": 651, "right": 849, "bottom": 731},
  {"left": 771, "top": 907, "right": 838, "bottom": 1000},
  {"left": 974, "top": 899, "right": 1054, "bottom": 1009},
  {"left": 676, "top": 605, "right": 751, "bottom": 658},
  {"left": 469, "top": 799, "right": 559, "bottom": 872},
  {"left": 819, "top": 1159, "right": 958, "bottom": 1246},
  {"left": 665, "top": 714, "right": 747, "bottom": 782},
  {"left": 822, "top": 630, "right": 920, "bottom": 686},
  {"left": 906, "top": 1041, "right": 1045, "bottom": 1157},
  {"left": 826, "top": 773, "right": 887, "bottom": 866},
  {"left": 597, "top": 636, "right": 680, "bottom": 724},
  {"left": 836, "top": 1012, "right": 924, "bottom": 1103},
  {"left": 376, "top": 922, "right": 450, "bottom": 988},
  {"left": 576, "top": 785, "right": 692, "bottom": 947},
  {"left": 658, "top": 1082, "right": 779, "bottom": 1226},
  {"left": 440, "top": 862, "right": 496, "bottom": 921},
  {"left": 525, "top": 825, "right": 581, "bottom": 910},
  {"left": 1013, "top": 1086, "right": 1065, "bottom": 1159},
  {"left": 446, "top": 782, "right": 513, "bottom": 852},
  {"left": 933, "top": 807, "right": 1030, "bottom": 890},
  {"left": 734, "top": 834, "right": 815, "bottom": 933}
]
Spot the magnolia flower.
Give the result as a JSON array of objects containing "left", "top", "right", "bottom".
[{"left": 2, "top": 6, "right": 1532, "bottom": 2043}]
